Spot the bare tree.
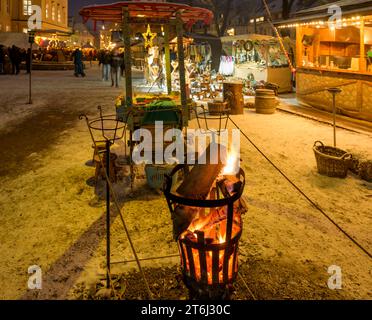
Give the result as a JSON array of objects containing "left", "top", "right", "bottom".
[
  {"left": 282, "top": 0, "right": 296, "bottom": 20},
  {"left": 171, "top": 0, "right": 235, "bottom": 36}
]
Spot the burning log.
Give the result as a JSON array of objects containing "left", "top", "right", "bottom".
[
  {"left": 172, "top": 205, "right": 198, "bottom": 240},
  {"left": 176, "top": 144, "right": 226, "bottom": 200}
]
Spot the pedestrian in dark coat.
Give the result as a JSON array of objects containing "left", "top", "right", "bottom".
[
  {"left": 110, "top": 48, "right": 122, "bottom": 88},
  {"left": 73, "top": 48, "right": 86, "bottom": 77},
  {"left": 101, "top": 50, "right": 111, "bottom": 81},
  {"left": 9, "top": 45, "right": 21, "bottom": 75}
]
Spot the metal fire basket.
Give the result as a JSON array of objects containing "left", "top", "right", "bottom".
[{"left": 164, "top": 165, "right": 246, "bottom": 296}]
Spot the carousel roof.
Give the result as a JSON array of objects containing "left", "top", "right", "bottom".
[{"left": 79, "top": 1, "right": 214, "bottom": 29}]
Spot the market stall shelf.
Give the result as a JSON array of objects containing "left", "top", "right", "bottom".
[
  {"left": 278, "top": 3, "right": 372, "bottom": 123},
  {"left": 220, "top": 34, "right": 293, "bottom": 94}
]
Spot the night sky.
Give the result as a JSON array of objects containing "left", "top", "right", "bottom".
[{"left": 69, "top": 0, "right": 112, "bottom": 17}]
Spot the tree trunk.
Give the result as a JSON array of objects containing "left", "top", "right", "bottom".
[
  {"left": 218, "top": 0, "right": 234, "bottom": 37},
  {"left": 282, "top": 0, "right": 295, "bottom": 20}
]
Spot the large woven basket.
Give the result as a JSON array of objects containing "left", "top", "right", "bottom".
[{"left": 313, "top": 141, "right": 353, "bottom": 178}]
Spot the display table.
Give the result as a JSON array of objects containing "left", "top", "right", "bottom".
[{"left": 234, "top": 64, "right": 292, "bottom": 93}]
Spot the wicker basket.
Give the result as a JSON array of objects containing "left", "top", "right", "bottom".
[
  {"left": 313, "top": 141, "right": 353, "bottom": 178},
  {"left": 359, "top": 160, "right": 372, "bottom": 182}
]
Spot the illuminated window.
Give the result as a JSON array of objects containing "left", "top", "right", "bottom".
[
  {"left": 52, "top": 4, "right": 55, "bottom": 21},
  {"left": 23, "top": 0, "right": 32, "bottom": 16},
  {"left": 57, "top": 6, "right": 61, "bottom": 22},
  {"left": 6, "top": 0, "right": 10, "bottom": 14},
  {"left": 0, "top": 24, "right": 2, "bottom": 31},
  {"left": 6, "top": 25, "right": 10, "bottom": 32},
  {"left": 46, "top": 3, "right": 49, "bottom": 19}
]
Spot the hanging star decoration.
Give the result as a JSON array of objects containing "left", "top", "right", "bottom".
[{"left": 142, "top": 24, "right": 157, "bottom": 49}]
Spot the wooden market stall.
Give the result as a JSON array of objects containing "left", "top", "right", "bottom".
[
  {"left": 277, "top": 0, "right": 372, "bottom": 122},
  {"left": 80, "top": 1, "right": 213, "bottom": 128},
  {"left": 220, "top": 34, "right": 293, "bottom": 93}
]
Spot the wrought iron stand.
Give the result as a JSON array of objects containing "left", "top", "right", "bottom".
[{"left": 80, "top": 107, "right": 126, "bottom": 288}]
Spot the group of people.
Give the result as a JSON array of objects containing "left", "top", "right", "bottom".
[
  {"left": 1, "top": 44, "right": 126, "bottom": 88},
  {"left": 98, "top": 49, "right": 125, "bottom": 88},
  {"left": 0, "top": 45, "right": 32, "bottom": 75},
  {"left": 71, "top": 48, "right": 125, "bottom": 88}
]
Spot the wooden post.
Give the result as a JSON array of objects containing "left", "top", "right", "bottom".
[
  {"left": 122, "top": 7, "right": 133, "bottom": 106},
  {"left": 296, "top": 25, "right": 302, "bottom": 68},
  {"left": 164, "top": 23, "right": 172, "bottom": 95},
  {"left": 360, "top": 17, "right": 366, "bottom": 72},
  {"left": 176, "top": 11, "right": 188, "bottom": 124}
]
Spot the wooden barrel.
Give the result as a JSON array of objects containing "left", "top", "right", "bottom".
[
  {"left": 255, "top": 89, "right": 277, "bottom": 114},
  {"left": 223, "top": 81, "right": 244, "bottom": 115}
]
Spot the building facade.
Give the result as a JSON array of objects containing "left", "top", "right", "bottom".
[{"left": 0, "top": 0, "right": 69, "bottom": 33}]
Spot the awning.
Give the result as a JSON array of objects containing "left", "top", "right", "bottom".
[{"left": 79, "top": 1, "right": 213, "bottom": 30}]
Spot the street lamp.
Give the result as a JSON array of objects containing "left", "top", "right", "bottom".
[{"left": 28, "top": 30, "right": 36, "bottom": 105}]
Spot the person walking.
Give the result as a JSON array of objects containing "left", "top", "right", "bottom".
[
  {"left": 9, "top": 45, "right": 21, "bottom": 75},
  {"left": 101, "top": 50, "right": 111, "bottom": 82},
  {"left": 73, "top": 48, "right": 86, "bottom": 77},
  {"left": 110, "top": 48, "right": 122, "bottom": 88}
]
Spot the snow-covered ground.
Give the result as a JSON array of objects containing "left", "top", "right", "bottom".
[{"left": 0, "top": 65, "right": 371, "bottom": 300}]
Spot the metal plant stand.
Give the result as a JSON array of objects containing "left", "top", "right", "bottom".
[
  {"left": 80, "top": 107, "right": 127, "bottom": 288},
  {"left": 327, "top": 87, "right": 342, "bottom": 147},
  {"left": 194, "top": 104, "right": 231, "bottom": 137}
]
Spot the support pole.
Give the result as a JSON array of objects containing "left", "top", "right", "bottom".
[
  {"left": 28, "top": 42, "right": 33, "bottom": 104},
  {"left": 105, "top": 140, "right": 111, "bottom": 289},
  {"left": 122, "top": 7, "right": 133, "bottom": 106},
  {"left": 176, "top": 12, "right": 188, "bottom": 124},
  {"left": 327, "top": 87, "right": 342, "bottom": 148},
  {"left": 360, "top": 17, "right": 366, "bottom": 72},
  {"left": 164, "top": 24, "right": 172, "bottom": 95}
]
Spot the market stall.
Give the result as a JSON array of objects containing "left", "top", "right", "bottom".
[
  {"left": 80, "top": 1, "right": 213, "bottom": 128},
  {"left": 220, "top": 34, "right": 293, "bottom": 93},
  {"left": 278, "top": 2, "right": 372, "bottom": 122}
]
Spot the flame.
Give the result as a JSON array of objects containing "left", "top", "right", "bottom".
[
  {"left": 180, "top": 206, "right": 242, "bottom": 285},
  {"left": 222, "top": 152, "right": 239, "bottom": 175}
]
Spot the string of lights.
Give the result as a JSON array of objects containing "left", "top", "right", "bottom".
[{"left": 261, "top": 0, "right": 296, "bottom": 73}]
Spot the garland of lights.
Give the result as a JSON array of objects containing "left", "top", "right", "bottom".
[
  {"left": 278, "top": 16, "right": 362, "bottom": 29},
  {"left": 262, "top": 0, "right": 296, "bottom": 73}
]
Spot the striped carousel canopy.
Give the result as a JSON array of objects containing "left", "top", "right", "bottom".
[{"left": 79, "top": 1, "right": 214, "bottom": 30}]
